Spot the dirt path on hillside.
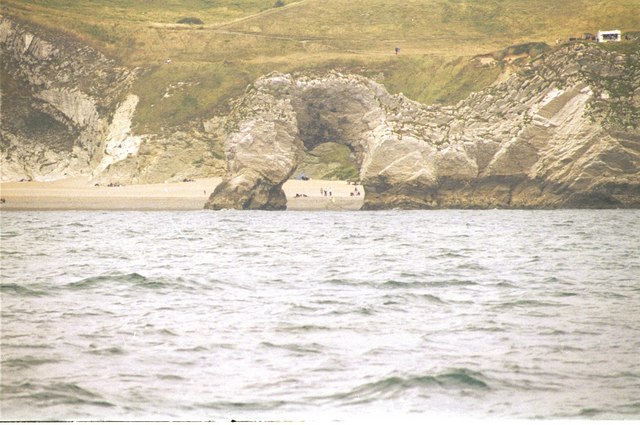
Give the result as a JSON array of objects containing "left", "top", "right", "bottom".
[
  {"left": 147, "top": 0, "right": 494, "bottom": 58},
  {"left": 147, "top": 0, "right": 311, "bottom": 32},
  {"left": 214, "top": 0, "right": 312, "bottom": 29}
]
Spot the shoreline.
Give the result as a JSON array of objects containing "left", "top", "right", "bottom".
[{"left": 0, "top": 177, "right": 364, "bottom": 211}]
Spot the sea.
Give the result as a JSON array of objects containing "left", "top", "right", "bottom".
[{"left": 1, "top": 209, "right": 639, "bottom": 421}]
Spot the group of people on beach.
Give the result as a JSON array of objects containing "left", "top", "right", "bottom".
[
  {"left": 317, "top": 186, "right": 362, "bottom": 197},
  {"left": 320, "top": 187, "right": 334, "bottom": 197},
  {"left": 291, "top": 183, "right": 364, "bottom": 200}
]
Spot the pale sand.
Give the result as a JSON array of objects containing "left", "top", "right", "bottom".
[
  {"left": 283, "top": 179, "right": 364, "bottom": 211},
  {"left": 0, "top": 177, "right": 364, "bottom": 211}
]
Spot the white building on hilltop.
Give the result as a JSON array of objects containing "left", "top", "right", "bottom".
[{"left": 597, "top": 30, "right": 621, "bottom": 42}]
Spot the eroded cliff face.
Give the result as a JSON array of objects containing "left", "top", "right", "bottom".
[
  {"left": 1, "top": 17, "right": 130, "bottom": 180},
  {"left": 207, "top": 43, "right": 639, "bottom": 209},
  {"left": 0, "top": 16, "right": 225, "bottom": 183},
  {"left": 3, "top": 15, "right": 638, "bottom": 208}
]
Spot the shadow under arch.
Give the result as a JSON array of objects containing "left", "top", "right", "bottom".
[{"left": 291, "top": 85, "right": 371, "bottom": 166}]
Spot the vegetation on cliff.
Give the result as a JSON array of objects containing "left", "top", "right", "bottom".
[
  {"left": 1, "top": 0, "right": 638, "bottom": 186},
  {"left": 4, "top": 0, "right": 639, "bottom": 132}
]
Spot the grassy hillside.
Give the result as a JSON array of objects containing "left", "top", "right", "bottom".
[
  {"left": 4, "top": 0, "right": 639, "bottom": 134},
  {"left": 294, "top": 142, "right": 359, "bottom": 181}
]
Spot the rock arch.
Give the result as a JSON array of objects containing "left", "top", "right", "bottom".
[
  {"left": 206, "top": 51, "right": 640, "bottom": 210},
  {"left": 205, "top": 72, "right": 444, "bottom": 210}
]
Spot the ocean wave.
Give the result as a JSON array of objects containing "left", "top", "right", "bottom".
[
  {"left": 494, "top": 299, "right": 567, "bottom": 309},
  {"left": 602, "top": 291, "right": 629, "bottom": 299},
  {"left": 379, "top": 279, "right": 415, "bottom": 287},
  {"left": 379, "top": 279, "right": 478, "bottom": 288},
  {"left": 194, "top": 400, "right": 288, "bottom": 411},
  {"left": 30, "top": 383, "right": 114, "bottom": 408},
  {"left": 67, "top": 273, "right": 145, "bottom": 288},
  {"left": 68, "top": 222, "right": 92, "bottom": 228},
  {"left": 1, "top": 343, "right": 54, "bottom": 349},
  {"left": 456, "top": 262, "right": 486, "bottom": 271},
  {"left": 617, "top": 402, "right": 640, "bottom": 415},
  {"left": 175, "top": 345, "right": 208, "bottom": 352},
  {"left": 541, "top": 344, "right": 585, "bottom": 353},
  {"left": 156, "top": 374, "right": 185, "bottom": 381},
  {"left": 539, "top": 329, "right": 567, "bottom": 335},
  {"left": 0, "top": 250, "right": 23, "bottom": 255},
  {"left": 260, "top": 341, "right": 326, "bottom": 355},
  {"left": 0, "top": 283, "right": 48, "bottom": 297},
  {"left": 86, "top": 346, "right": 126, "bottom": 356},
  {"left": 2, "top": 356, "right": 62, "bottom": 370},
  {"left": 327, "top": 369, "right": 490, "bottom": 404},
  {"left": 437, "top": 251, "right": 466, "bottom": 258},
  {"left": 326, "top": 276, "right": 468, "bottom": 289},
  {"left": 465, "top": 325, "right": 506, "bottom": 333},
  {"left": 1, "top": 380, "right": 38, "bottom": 394},
  {"left": 428, "top": 279, "right": 479, "bottom": 287},
  {"left": 65, "top": 273, "right": 176, "bottom": 290},
  {"left": 494, "top": 281, "right": 517, "bottom": 288},
  {"left": 420, "top": 294, "right": 446, "bottom": 304},
  {"left": 577, "top": 407, "right": 605, "bottom": 417},
  {"left": 555, "top": 291, "right": 578, "bottom": 297},
  {"left": 276, "top": 324, "right": 333, "bottom": 333},
  {"left": 327, "top": 305, "right": 378, "bottom": 316},
  {"left": 3, "top": 382, "right": 114, "bottom": 410}
]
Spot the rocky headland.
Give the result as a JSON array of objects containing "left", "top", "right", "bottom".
[
  {"left": 2, "top": 15, "right": 638, "bottom": 209},
  {"left": 207, "top": 43, "right": 640, "bottom": 209}
]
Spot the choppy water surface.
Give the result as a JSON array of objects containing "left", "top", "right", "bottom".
[{"left": 1, "top": 210, "right": 639, "bottom": 420}]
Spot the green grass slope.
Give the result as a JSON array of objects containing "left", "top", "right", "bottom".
[
  {"left": 294, "top": 142, "right": 359, "bottom": 181},
  {"left": 4, "top": 0, "right": 639, "bottom": 134}
]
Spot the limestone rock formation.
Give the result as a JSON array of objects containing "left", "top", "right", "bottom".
[
  {"left": 207, "top": 43, "right": 639, "bottom": 209},
  {"left": 2, "top": 14, "right": 638, "bottom": 208},
  {"left": 0, "top": 16, "right": 225, "bottom": 183},
  {"left": 0, "top": 16, "right": 135, "bottom": 181}
]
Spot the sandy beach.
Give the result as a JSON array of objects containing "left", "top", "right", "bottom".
[{"left": 0, "top": 177, "right": 364, "bottom": 211}]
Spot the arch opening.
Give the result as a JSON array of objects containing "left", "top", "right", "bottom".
[
  {"left": 290, "top": 86, "right": 370, "bottom": 170},
  {"left": 285, "top": 141, "right": 366, "bottom": 210},
  {"left": 283, "top": 88, "right": 372, "bottom": 208}
]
